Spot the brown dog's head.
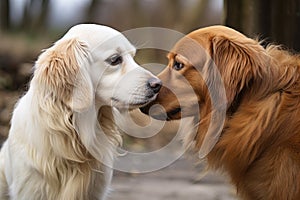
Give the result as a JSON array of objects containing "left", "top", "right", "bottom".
[{"left": 140, "top": 25, "right": 268, "bottom": 121}]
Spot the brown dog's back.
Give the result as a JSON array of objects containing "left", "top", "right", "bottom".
[{"left": 141, "top": 25, "right": 300, "bottom": 199}]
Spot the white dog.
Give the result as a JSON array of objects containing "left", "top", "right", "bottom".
[{"left": 0, "top": 24, "right": 161, "bottom": 200}]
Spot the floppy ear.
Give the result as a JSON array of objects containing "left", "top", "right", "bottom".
[
  {"left": 211, "top": 36, "right": 268, "bottom": 105},
  {"left": 35, "top": 38, "right": 93, "bottom": 112}
]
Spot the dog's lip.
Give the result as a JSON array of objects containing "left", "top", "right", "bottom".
[
  {"left": 111, "top": 97, "right": 119, "bottom": 102},
  {"left": 167, "top": 107, "right": 181, "bottom": 117},
  {"left": 166, "top": 107, "right": 181, "bottom": 120},
  {"left": 129, "top": 100, "right": 152, "bottom": 107},
  {"left": 147, "top": 107, "right": 181, "bottom": 121},
  {"left": 111, "top": 94, "right": 158, "bottom": 108},
  {"left": 131, "top": 95, "right": 158, "bottom": 107}
]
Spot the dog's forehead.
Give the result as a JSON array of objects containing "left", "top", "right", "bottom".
[
  {"left": 62, "top": 24, "right": 134, "bottom": 52},
  {"left": 170, "top": 36, "right": 208, "bottom": 65}
]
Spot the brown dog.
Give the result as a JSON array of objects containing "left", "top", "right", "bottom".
[{"left": 141, "top": 25, "right": 300, "bottom": 199}]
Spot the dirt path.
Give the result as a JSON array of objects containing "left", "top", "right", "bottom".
[{"left": 109, "top": 157, "right": 237, "bottom": 200}]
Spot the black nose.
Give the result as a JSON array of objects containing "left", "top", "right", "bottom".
[{"left": 147, "top": 78, "right": 162, "bottom": 93}]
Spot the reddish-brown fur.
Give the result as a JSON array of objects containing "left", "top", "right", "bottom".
[{"left": 142, "top": 26, "right": 300, "bottom": 199}]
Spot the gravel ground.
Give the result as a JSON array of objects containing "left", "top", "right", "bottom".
[{"left": 109, "top": 156, "right": 237, "bottom": 200}]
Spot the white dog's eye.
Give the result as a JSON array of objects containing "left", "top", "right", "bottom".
[{"left": 106, "top": 54, "right": 123, "bottom": 66}]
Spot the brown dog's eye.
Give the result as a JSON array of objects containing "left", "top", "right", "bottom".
[{"left": 173, "top": 61, "right": 184, "bottom": 71}]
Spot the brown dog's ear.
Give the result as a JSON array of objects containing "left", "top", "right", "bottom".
[
  {"left": 35, "top": 38, "right": 93, "bottom": 112},
  {"left": 211, "top": 35, "right": 268, "bottom": 105}
]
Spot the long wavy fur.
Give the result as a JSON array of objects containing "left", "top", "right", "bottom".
[
  {"left": 0, "top": 38, "right": 121, "bottom": 200},
  {"left": 190, "top": 30, "right": 300, "bottom": 199}
]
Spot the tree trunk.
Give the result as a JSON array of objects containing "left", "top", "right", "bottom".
[
  {"left": 0, "top": 0, "right": 10, "bottom": 31},
  {"left": 86, "top": 0, "right": 101, "bottom": 22},
  {"left": 34, "top": 0, "right": 50, "bottom": 32},
  {"left": 20, "top": 0, "right": 50, "bottom": 32},
  {"left": 185, "top": 0, "right": 210, "bottom": 32},
  {"left": 224, "top": 0, "right": 300, "bottom": 52},
  {"left": 271, "top": 0, "right": 300, "bottom": 52}
]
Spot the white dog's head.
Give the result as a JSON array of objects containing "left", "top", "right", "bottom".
[
  {"left": 35, "top": 24, "right": 161, "bottom": 112},
  {"left": 30, "top": 24, "right": 161, "bottom": 165}
]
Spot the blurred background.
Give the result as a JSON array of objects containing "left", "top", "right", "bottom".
[
  {"left": 1, "top": 0, "right": 299, "bottom": 141},
  {"left": 0, "top": 0, "right": 299, "bottom": 199}
]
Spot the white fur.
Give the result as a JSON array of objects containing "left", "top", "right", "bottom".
[{"left": 0, "top": 24, "right": 158, "bottom": 200}]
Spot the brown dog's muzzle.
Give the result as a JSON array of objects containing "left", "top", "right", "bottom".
[
  {"left": 140, "top": 86, "right": 181, "bottom": 121},
  {"left": 139, "top": 101, "right": 168, "bottom": 120}
]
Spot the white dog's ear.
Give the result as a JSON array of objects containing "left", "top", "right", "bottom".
[{"left": 35, "top": 38, "right": 94, "bottom": 112}]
